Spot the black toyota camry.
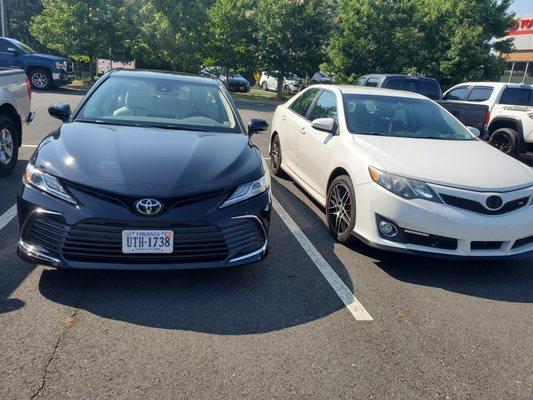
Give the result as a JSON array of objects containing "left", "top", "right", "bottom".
[{"left": 17, "top": 70, "right": 271, "bottom": 270}]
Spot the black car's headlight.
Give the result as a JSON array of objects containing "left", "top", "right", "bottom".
[
  {"left": 369, "top": 166, "right": 441, "bottom": 203},
  {"left": 220, "top": 175, "right": 270, "bottom": 208},
  {"left": 24, "top": 164, "right": 76, "bottom": 204}
]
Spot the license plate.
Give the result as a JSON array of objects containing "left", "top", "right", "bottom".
[{"left": 122, "top": 230, "right": 174, "bottom": 254}]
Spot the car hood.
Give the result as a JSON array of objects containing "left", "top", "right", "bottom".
[
  {"left": 33, "top": 122, "right": 263, "bottom": 197},
  {"left": 27, "top": 53, "right": 69, "bottom": 63},
  {"left": 228, "top": 77, "right": 249, "bottom": 84},
  {"left": 353, "top": 135, "right": 533, "bottom": 191}
]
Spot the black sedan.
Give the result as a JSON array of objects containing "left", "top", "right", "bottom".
[
  {"left": 219, "top": 74, "right": 250, "bottom": 93},
  {"left": 17, "top": 70, "right": 271, "bottom": 270}
]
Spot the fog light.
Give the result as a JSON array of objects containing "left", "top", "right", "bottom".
[{"left": 379, "top": 221, "right": 398, "bottom": 237}]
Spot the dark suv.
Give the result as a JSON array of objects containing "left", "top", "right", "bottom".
[{"left": 355, "top": 74, "right": 442, "bottom": 100}]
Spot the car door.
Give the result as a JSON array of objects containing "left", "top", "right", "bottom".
[
  {"left": 280, "top": 88, "right": 321, "bottom": 175},
  {"left": 267, "top": 71, "right": 279, "bottom": 90},
  {"left": 296, "top": 89, "right": 339, "bottom": 196}
]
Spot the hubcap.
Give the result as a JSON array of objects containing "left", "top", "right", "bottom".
[
  {"left": 327, "top": 183, "right": 352, "bottom": 236},
  {"left": 491, "top": 133, "right": 511, "bottom": 153},
  {"left": 31, "top": 72, "right": 48, "bottom": 88},
  {"left": 271, "top": 138, "right": 280, "bottom": 170},
  {"left": 0, "top": 128, "right": 14, "bottom": 165}
]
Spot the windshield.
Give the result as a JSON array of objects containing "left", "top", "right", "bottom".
[
  {"left": 343, "top": 94, "right": 474, "bottom": 140},
  {"left": 13, "top": 40, "right": 36, "bottom": 53},
  {"left": 75, "top": 76, "right": 240, "bottom": 133}
]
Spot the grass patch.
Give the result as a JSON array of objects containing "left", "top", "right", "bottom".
[{"left": 231, "top": 88, "right": 287, "bottom": 101}]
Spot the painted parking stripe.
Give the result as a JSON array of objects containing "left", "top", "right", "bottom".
[
  {"left": 272, "top": 196, "right": 373, "bottom": 321},
  {"left": 22, "top": 144, "right": 38, "bottom": 148},
  {"left": 0, "top": 204, "right": 17, "bottom": 231}
]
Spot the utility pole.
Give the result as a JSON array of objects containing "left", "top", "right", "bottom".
[{"left": 0, "top": 0, "right": 5, "bottom": 37}]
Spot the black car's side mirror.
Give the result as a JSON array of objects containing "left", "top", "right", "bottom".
[
  {"left": 48, "top": 103, "right": 71, "bottom": 122},
  {"left": 248, "top": 119, "right": 269, "bottom": 136}
]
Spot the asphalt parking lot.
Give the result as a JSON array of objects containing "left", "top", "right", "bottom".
[{"left": 0, "top": 89, "right": 532, "bottom": 400}]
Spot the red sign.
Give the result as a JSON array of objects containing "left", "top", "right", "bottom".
[{"left": 509, "top": 18, "right": 533, "bottom": 36}]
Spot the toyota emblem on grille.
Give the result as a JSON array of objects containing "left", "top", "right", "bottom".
[
  {"left": 135, "top": 198, "right": 163, "bottom": 216},
  {"left": 485, "top": 195, "right": 503, "bottom": 210}
]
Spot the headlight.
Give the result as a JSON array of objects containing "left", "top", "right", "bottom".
[
  {"left": 55, "top": 61, "right": 66, "bottom": 70},
  {"left": 368, "top": 166, "right": 441, "bottom": 203},
  {"left": 24, "top": 164, "right": 76, "bottom": 204},
  {"left": 220, "top": 175, "right": 270, "bottom": 208}
]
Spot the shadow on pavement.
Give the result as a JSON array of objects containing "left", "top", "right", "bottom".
[{"left": 38, "top": 181, "right": 354, "bottom": 334}]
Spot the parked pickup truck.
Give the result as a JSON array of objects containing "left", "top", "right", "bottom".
[
  {"left": 0, "top": 37, "right": 74, "bottom": 90},
  {"left": 0, "top": 68, "right": 33, "bottom": 176},
  {"left": 355, "top": 74, "right": 489, "bottom": 136}
]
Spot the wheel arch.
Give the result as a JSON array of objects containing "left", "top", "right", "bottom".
[
  {"left": 0, "top": 103, "right": 22, "bottom": 147},
  {"left": 488, "top": 117, "right": 523, "bottom": 138},
  {"left": 327, "top": 167, "right": 351, "bottom": 190}
]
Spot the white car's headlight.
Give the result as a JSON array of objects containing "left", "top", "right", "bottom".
[
  {"left": 24, "top": 164, "right": 76, "bottom": 204},
  {"left": 369, "top": 166, "right": 441, "bottom": 203},
  {"left": 220, "top": 175, "right": 270, "bottom": 208}
]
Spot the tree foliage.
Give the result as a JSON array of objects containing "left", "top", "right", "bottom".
[
  {"left": 5, "top": 0, "right": 44, "bottom": 50},
  {"left": 325, "top": 0, "right": 516, "bottom": 87}
]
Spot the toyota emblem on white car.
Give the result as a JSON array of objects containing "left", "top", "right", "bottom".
[{"left": 135, "top": 198, "right": 163, "bottom": 216}]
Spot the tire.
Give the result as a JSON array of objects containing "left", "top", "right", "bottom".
[
  {"left": 29, "top": 68, "right": 52, "bottom": 90},
  {"left": 489, "top": 128, "right": 520, "bottom": 156},
  {"left": 0, "top": 116, "right": 19, "bottom": 177},
  {"left": 270, "top": 134, "right": 283, "bottom": 176},
  {"left": 261, "top": 81, "right": 268, "bottom": 91},
  {"left": 326, "top": 175, "right": 356, "bottom": 244}
]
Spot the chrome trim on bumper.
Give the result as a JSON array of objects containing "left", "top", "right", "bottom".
[
  {"left": 228, "top": 215, "right": 268, "bottom": 263},
  {"left": 18, "top": 239, "right": 62, "bottom": 266}
]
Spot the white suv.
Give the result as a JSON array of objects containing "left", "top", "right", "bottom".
[
  {"left": 260, "top": 71, "right": 302, "bottom": 94},
  {"left": 443, "top": 82, "right": 533, "bottom": 157}
]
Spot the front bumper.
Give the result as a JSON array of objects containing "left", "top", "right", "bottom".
[
  {"left": 353, "top": 182, "right": 533, "bottom": 259},
  {"left": 17, "top": 183, "right": 271, "bottom": 270},
  {"left": 51, "top": 72, "right": 74, "bottom": 85}
]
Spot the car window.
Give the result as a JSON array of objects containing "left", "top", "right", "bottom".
[
  {"left": 499, "top": 87, "right": 533, "bottom": 106},
  {"left": 365, "top": 78, "right": 380, "bottom": 87},
  {"left": 418, "top": 80, "right": 441, "bottom": 100},
  {"left": 76, "top": 76, "right": 240, "bottom": 133},
  {"left": 355, "top": 77, "right": 366, "bottom": 86},
  {"left": 444, "top": 87, "right": 469, "bottom": 100},
  {"left": 384, "top": 78, "right": 403, "bottom": 90},
  {"left": 0, "top": 39, "right": 9, "bottom": 52},
  {"left": 308, "top": 91, "right": 337, "bottom": 121},
  {"left": 343, "top": 94, "right": 473, "bottom": 140},
  {"left": 467, "top": 87, "right": 493, "bottom": 102},
  {"left": 290, "top": 88, "right": 320, "bottom": 118}
]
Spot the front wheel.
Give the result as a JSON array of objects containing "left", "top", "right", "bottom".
[
  {"left": 29, "top": 69, "right": 52, "bottom": 90},
  {"left": 489, "top": 128, "right": 519, "bottom": 156},
  {"left": 270, "top": 134, "right": 283, "bottom": 176},
  {"left": 0, "top": 116, "right": 19, "bottom": 177},
  {"left": 326, "top": 175, "right": 356, "bottom": 244},
  {"left": 261, "top": 81, "right": 268, "bottom": 91}
]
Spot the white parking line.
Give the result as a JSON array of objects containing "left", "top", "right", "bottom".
[
  {"left": 272, "top": 196, "right": 373, "bottom": 321},
  {"left": 22, "top": 144, "right": 38, "bottom": 148},
  {"left": 0, "top": 204, "right": 17, "bottom": 231}
]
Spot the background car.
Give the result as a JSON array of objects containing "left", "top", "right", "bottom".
[
  {"left": 269, "top": 85, "right": 533, "bottom": 259},
  {"left": 0, "top": 37, "right": 74, "bottom": 89},
  {"left": 311, "top": 71, "right": 334, "bottom": 84},
  {"left": 260, "top": 71, "right": 302, "bottom": 94},
  {"left": 18, "top": 70, "right": 271, "bottom": 270},
  {"left": 444, "top": 82, "right": 533, "bottom": 158},
  {"left": 218, "top": 73, "right": 250, "bottom": 93}
]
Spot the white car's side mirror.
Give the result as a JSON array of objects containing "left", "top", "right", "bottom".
[
  {"left": 467, "top": 126, "right": 481, "bottom": 138},
  {"left": 311, "top": 118, "right": 337, "bottom": 133}
]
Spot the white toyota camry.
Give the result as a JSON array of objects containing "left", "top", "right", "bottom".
[{"left": 269, "top": 85, "right": 533, "bottom": 259}]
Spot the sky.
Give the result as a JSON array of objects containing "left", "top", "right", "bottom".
[{"left": 510, "top": 0, "right": 533, "bottom": 17}]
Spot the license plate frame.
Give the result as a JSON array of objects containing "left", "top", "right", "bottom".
[{"left": 122, "top": 230, "right": 174, "bottom": 254}]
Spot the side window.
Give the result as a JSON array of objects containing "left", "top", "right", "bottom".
[
  {"left": 444, "top": 87, "right": 468, "bottom": 100},
  {"left": 0, "top": 39, "right": 9, "bottom": 52},
  {"left": 418, "top": 80, "right": 441, "bottom": 100},
  {"left": 384, "top": 78, "right": 403, "bottom": 90},
  {"left": 365, "top": 78, "right": 380, "bottom": 87},
  {"left": 355, "top": 77, "right": 366, "bottom": 86},
  {"left": 308, "top": 91, "right": 337, "bottom": 121},
  {"left": 499, "top": 88, "right": 520, "bottom": 105},
  {"left": 290, "top": 89, "right": 320, "bottom": 118},
  {"left": 467, "top": 87, "right": 493, "bottom": 102}
]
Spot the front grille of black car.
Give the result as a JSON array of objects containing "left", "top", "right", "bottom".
[
  {"left": 64, "top": 61, "right": 74, "bottom": 74},
  {"left": 24, "top": 216, "right": 69, "bottom": 258},
  {"left": 24, "top": 216, "right": 265, "bottom": 265},
  {"left": 439, "top": 194, "right": 529, "bottom": 215}
]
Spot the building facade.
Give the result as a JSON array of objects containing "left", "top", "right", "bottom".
[{"left": 501, "top": 15, "right": 533, "bottom": 84}]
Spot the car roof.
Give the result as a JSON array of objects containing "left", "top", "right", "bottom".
[
  {"left": 361, "top": 74, "right": 438, "bottom": 82},
  {"left": 449, "top": 82, "right": 533, "bottom": 89},
  {"left": 312, "top": 84, "right": 429, "bottom": 99},
  {"left": 109, "top": 69, "right": 221, "bottom": 85}
]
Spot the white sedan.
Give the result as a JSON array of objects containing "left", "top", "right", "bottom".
[{"left": 269, "top": 85, "right": 533, "bottom": 258}]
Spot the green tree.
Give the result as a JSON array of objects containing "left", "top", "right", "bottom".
[
  {"left": 5, "top": 0, "right": 44, "bottom": 50},
  {"left": 254, "top": 0, "right": 335, "bottom": 97},
  {"left": 206, "top": 0, "right": 257, "bottom": 82},
  {"left": 30, "top": 0, "right": 135, "bottom": 80}
]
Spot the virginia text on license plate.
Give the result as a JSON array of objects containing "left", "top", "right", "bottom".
[{"left": 122, "top": 230, "right": 174, "bottom": 254}]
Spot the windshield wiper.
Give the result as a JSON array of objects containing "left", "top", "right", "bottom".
[
  {"left": 140, "top": 124, "right": 211, "bottom": 132},
  {"left": 353, "top": 131, "right": 383, "bottom": 136},
  {"left": 75, "top": 119, "right": 120, "bottom": 126}
]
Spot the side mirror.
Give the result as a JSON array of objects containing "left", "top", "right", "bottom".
[
  {"left": 467, "top": 126, "right": 481, "bottom": 138},
  {"left": 7, "top": 47, "right": 19, "bottom": 55},
  {"left": 48, "top": 103, "right": 71, "bottom": 122},
  {"left": 311, "top": 117, "right": 337, "bottom": 133},
  {"left": 248, "top": 119, "right": 269, "bottom": 136}
]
